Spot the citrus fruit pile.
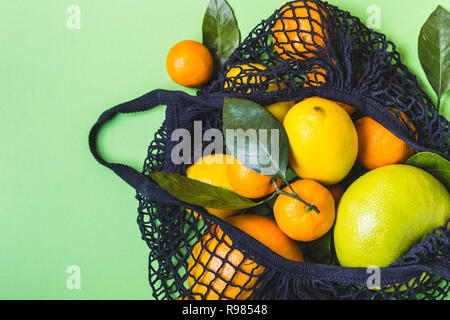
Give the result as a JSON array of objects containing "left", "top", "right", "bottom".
[{"left": 164, "top": 1, "right": 450, "bottom": 300}]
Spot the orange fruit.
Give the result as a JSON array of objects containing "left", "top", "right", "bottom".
[
  {"left": 227, "top": 158, "right": 283, "bottom": 199},
  {"left": 326, "top": 184, "right": 345, "bottom": 207},
  {"left": 186, "top": 154, "right": 240, "bottom": 219},
  {"left": 166, "top": 40, "right": 213, "bottom": 88},
  {"left": 304, "top": 65, "right": 327, "bottom": 85},
  {"left": 274, "top": 179, "right": 336, "bottom": 242},
  {"left": 304, "top": 66, "right": 357, "bottom": 115},
  {"left": 336, "top": 102, "right": 357, "bottom": 116},
  {"left": 272, "top": 1, "right": 328, "bottom": 60},
  {"left": 188, "top": 214, "right": 303, "bottom": 300},
  {"left": 226, "top": 214, "right": 304, "bottom": 261},
  {"left": 188, "top": 226, "right": 263, "bottom": 300},
  {"left": 355, "top": 114, "right": 416, "bottom": 170}
]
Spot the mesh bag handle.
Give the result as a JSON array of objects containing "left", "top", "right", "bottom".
[
  {"left": 88, "top": 89, "right": 183, "bottom": 200},
  {"left": 88, "top": 89, "right": 226, "bottom": 201}
]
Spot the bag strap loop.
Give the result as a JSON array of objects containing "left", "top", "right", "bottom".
[{"left": 88, "top": 89, "right": 184, "bottom": 197}]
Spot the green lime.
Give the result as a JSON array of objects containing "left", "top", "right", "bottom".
[{"left": 334, "top": 164, "right": 450, "bottom": 268}]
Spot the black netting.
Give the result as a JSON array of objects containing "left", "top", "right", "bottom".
[
  {"left": 137, "top": 124, "right": 449, "bottom": 300},
  {"left": 127, "top": 0, "right": 450, "bottom": 300},
  {"left": 137, "top": 122, "right": 450, "bottom": 299},
  {"left": 200, "top": 0, "right": 448, "bottom": 158}
]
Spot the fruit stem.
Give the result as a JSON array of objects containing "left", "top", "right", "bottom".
[
  {"left": 272, "top": 178, "right": 321, "bottom": 214},
  {"left": 263, "top": 189, "right": 279, "bottom": 203}
]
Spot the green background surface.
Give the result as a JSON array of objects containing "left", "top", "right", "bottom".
[{"left": 0, "top": 0, "right": 449, "bottom": 299}]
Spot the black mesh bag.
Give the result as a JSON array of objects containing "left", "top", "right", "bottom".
[{"left": 89, "top": 0, "right": 450, "bottom": 300}]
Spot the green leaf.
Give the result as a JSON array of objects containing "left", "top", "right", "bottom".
[
  {"left": 405, "top": 152, "right": 450, "bottom": 190},
  {"left": 148, "top": 171, "right": 262, "bottom": 210},
  {"left": 222, "top": 98, "right": 290, "bottom": 179},
  {"left": 302, "top": 232, "right": 338, "bottom": 264},
  {"left": 310, "top": 232, "right": 333, "bottom": 257},
  {"left": 418, "top": 5, "right": 450, "bottom": 111},
  {"left": 202, "top": 0, "right": 240, "bottom": 69}
]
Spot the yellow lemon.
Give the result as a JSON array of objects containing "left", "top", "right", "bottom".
[
  {"left": 265, "top": 101, "right": 296, "bottom": 123},
  {"left": 224, "top": 63, "right": 285, "bottom": 92},
  {"left": 186, "top": 154, "right": 240, "bottom": 219},
  {"left": 283, "top": 97, "right": 358, "bottom": 185}
]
